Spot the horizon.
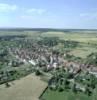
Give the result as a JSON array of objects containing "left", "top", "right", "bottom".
[
  {"left": 0, "top": 0, "right": 97, "bottom": 29},
  {"left": 0, "top": 27, "right": 97, "bottom": 30}
]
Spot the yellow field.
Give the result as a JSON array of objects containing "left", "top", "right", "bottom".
[{"left": 0, "top": 73, "right": 47, "bottom": 100}]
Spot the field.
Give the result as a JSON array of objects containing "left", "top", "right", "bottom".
[
  {"left": 1, "top": 29, "right": 97, "bottom": 44},
  {"left": 41, "top": 88, "right": 97, "bottom": 100},
  {"left": 40, "top": 31, "right": 97, "bottom": 43},
  {"left": 0, "top": 73, "right": 47, "bottom": 100}
]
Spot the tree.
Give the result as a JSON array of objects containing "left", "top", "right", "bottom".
[
  {"left": 72, "top": 83, "right": 77, "bottom": 93},
  {"left": 85, "top": 85, "right": 92, "bottom": 96},
  {"left": 5, "top": 82, "right": 10, "bottom": 88}
]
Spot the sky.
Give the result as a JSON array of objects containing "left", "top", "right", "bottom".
[{"left": 0, "top": 0, "right": 97, "bottom": 29}]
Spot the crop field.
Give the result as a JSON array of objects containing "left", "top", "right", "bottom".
[
  {"left": 0, "top": 73, "right": 47, "bottom": 100},
  {"left": 40, "top": 31, "right": 97, "bottom": 43}
]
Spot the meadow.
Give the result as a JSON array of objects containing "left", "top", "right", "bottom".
[{"left": 41, "top": 87, "right": 97, "bottom": 100}]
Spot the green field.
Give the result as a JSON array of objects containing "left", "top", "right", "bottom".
[{"left": 41, "top": 88, "right": 97, "bottom": 100}]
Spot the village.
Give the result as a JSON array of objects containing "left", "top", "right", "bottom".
[
  {"left": 0, "top": 33, "right": 97, "bottom": 100},
  {"left": 0, "top": 35, "right": 97, "bottom": 96}
]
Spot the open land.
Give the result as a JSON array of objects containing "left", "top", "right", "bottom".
[{"left": 0, "top": 73, "right": 47, "bottom": 100}]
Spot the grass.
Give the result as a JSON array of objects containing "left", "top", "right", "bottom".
[
  {"left": 0, "top": 73, "right": 47, "bottom": 100},
  {"left": 41, "top": 88, "right": 97, "bottom": 100}
]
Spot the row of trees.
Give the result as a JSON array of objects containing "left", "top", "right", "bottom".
[
  {"left": 37, "top": 37, "right": 59, "bottom": 47},
  {"left": 60, "top": 40, "right": 79, "bottom": 49}
]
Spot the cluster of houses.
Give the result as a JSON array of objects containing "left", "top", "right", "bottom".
[
  {"left": 9, "top": 43, "right": 65, "bottom": 70},
  {"left": 0, "top": 38, "right": 97, "bottom": 92},
  {"left": 8, "top": 40, "right": 97, "bottom": 77}
]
